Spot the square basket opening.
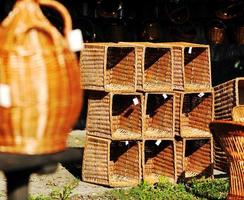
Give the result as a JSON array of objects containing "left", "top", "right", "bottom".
[
  {"left": 238, "top": 79, "right": 244, "bottom": 104},
  {"left": 145, "top": 94, "right": 174, "bottom": 138},
  {"left": 144, "top": 140, "right": 175, "bottom": 183},
  {"left": 144, "top": 47, "right": 172, "bottom": 91},
  {"left": 184, "top": 139, "right": 212, "bottom": 178},
  {"left": 181, "top": 93, "right": 213, "bottom": 137},
  {"left": 106, "top": 47, "right": 136, "bottom": 91},
  {"left": 184, "top": 47, "right": 210, "bottom": 90},
  {"left": 112, "top": 94, "right": 142, "bottom": 139},
  {"left": 110, "top": 141, "right": 140, "bottom": 186}
]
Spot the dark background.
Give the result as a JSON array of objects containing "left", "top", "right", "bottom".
[{"left": 1, "top": 0, "right": 244, "bottom": 128}]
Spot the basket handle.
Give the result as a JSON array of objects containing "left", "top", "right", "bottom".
[{"left": 39, "top": 0, "right": 72, "bottom": 38}]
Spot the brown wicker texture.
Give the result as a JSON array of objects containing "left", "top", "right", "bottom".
[
  {"left": 86, "top": 91, "right": 143, "bottom": 140},
  {"left": 0, "top": 0, "right": 82, "bottom": 154},
  {"left": 214, "top": 78, "right": 244, "bottom": 172},
  {"left": 80, "top": 43, "right": 136, "bottom": 92},
  {"left": 120, "top": 42, "right": 173, "bottom": 92},
  {"left": 235, "top": 26, "right": 244, "bottom": 45},
  {"left": 144, "top": 93, "right": 175, "bottom": 139},
  {"left": 176, "top": 91, "right": 214, "bottom": 137},
  {"left": 160, "top": 42, "right": 211, "bottom": 91},
  {"left": 142, "top": 139, "right": 176, "bottom": 184},
  {"left": 214, "top": 78, "right": 244, "bottom": 120},
  {"left": 208, "top": 27, "right": 225, "bottom": 45},
  {"left": 82, "top": 135, "right": 141, "bottom": 187},
  {"left": 176, "top": 136, "right": 214, "bottom": 181},
  {"left": 210, "top": 120, "right": 244, "bottom": 199}
]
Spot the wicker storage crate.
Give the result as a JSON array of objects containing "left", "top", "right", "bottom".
[
  {"left": 214, "top": 78, "right": 244, "bottom": 120},
  {"left": 176, "top": 136, "right": 213, "bottom": 181},
  {"left": 144, "top": 93, "right": 175, "bottom": 139},
  {"left": 86, "top": 91, "right": 143, "bottom": 140},
  {"left": 210, "top": 121, "right": 244, "bottom": 199},
  {"left": 82, "top": 135, "right": 141, "bottom": 187},
  {"left": 213, "top": 138, "right": 229, "bottom": 172},
  {"left": 120, "top": 42, "right": 173, "bottom": 92},
  {"left": 142, "top": 139, "right": 176, "bottom": 184},
  {"left": 175, "top": 91, "right": 214, "bottom": 137},
  {"left": 80, "top": 43, "right": 136, "bottom": 92},
  {"left": 160, "top": 42, "right": 211, "bottom": 91}
]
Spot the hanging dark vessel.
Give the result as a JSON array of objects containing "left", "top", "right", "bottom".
[{"left": 0, "top": 0, "right": 82, "bottom": 154}]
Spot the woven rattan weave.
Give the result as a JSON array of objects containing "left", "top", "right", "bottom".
[
  {"left": 80, "top": 43, "right": 136, "bottom": 92},
  {"left": 0, "top": 0, "right": 82, "bottom": 154},
  {"left": 174, "top": 91, "right": 214, "bottom": 138},
  {"left": 176, "top": 136, "right": 213, "bottom": 181},
  {"left": 144, "top": 93, "right": 175, "bottom": 139},
  {"left": 142, "top": 139, "right": 176, "bottom": 183},
  {"left": 159, "top": 42, "right": 211, "bottom": 91},
  {"left": 210, "top": 121, "right": 244, "bottom": 199},
  {"left": 82, "top": 135, "right": 141, "bottom": 187},
  {"left": 86, "top": 91, "right": 143, "bottom": 140}
]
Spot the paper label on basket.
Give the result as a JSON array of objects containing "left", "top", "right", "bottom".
[
  {"left": 162, "top": 93, "right": 168, "bottom": 99},
  {"left": 125, "top": 141, "right": 129, "bottom": 146},
  {"left": 198, "top": 92, "right": 205, "bottom": 98},
  {"left": 133, "top": 97, "right": 139, "bottom": 105},
  {"left": 68, "top": 29, "right": 84, "bottom": 52},
  {"left": 188, "top": 47, "right": 192, "bottom": 54},
  {"left": 155, "top": 140, "right": 161, "bottom": 146},
  {"left": 0, "top": 84, "right": 11, "bottom": 108}
]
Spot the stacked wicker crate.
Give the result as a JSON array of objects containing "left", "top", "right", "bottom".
[
  {"left": 164, "top": 42, "right": 214, "bottom": 181},
  {"left": 80, "top": 42, "right": 214, "bottom": 187},
  {"left": 80, "top": 43, "right": 142, "bottom": 187}
]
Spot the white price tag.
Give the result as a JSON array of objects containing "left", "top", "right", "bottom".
[
  {"left": 125, "top": 141, "right": 129, "bottom": 146},
  {"left": 188, "top": 47, "right": 192, "bottom": 54},
  {"left": 155, "top": 140, "right": 161, "bottom": 146},
  {"left": 162, "top": 93, "right": 168, "bottom": 99},
  {"left": 133, "top": 97, "right": 139, "bottom": 105},
  {"left": 68, "top": 29, "right": 84, "bottom": 52},
  {"left": 0, "top": 84, "right": 11, "bottom": 108},
  {"left": 198, "top": 92, "right": 205, "bottom": 98}
]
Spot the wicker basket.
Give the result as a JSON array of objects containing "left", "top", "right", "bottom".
[
  {"left": 210, "top": 120, "right": 244, "bottom": 199},
  {"left": 0, "top": 0, "right": 82, "bottom": 154},
  {"left": 214, "top": 77, "right": 244, "bottom": 120},
  {"left": 86, "top": 91, "right": 143, "bottom": 140},
  {"left": 80, "top": 43, "right": 136, "bottom": 92},
  {"left": 159, "top": 42, "right": 212, "bottom": 91},
  {"left": 120, "top": 42, "right": 173, "bottom": 92},
  {"left": 175, "top": 91, "right": 214, "bottom": 137},
  {"left": 82, "top": 135, "right": 141, "bottom": 187},
  {"left": 142, "top": 139, "right": 176, "bottom": 184},
  {"left": 176, "top": 136, "right": 213, "bottom": 181},
  {"left": 144, "top": 92, "right": 175, "bottom": 139}
]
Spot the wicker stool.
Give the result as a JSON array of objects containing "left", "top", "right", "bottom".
[{"left": 210, "top": 120, "right": 244, "bottom": 199}]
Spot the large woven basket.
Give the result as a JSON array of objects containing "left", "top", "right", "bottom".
[
  {"left": 80, "top": 43, "right": 136, "bottom": 92},
  {"left": 210, "top": 120, "right": 244, "bottom": 199},
  {"left": 213, "top": 78, "right": 244, "bottom": 172},
  {"left": 0, "top": 0, "right": 82, "bottom": 154},
  {"left": 142, "top": 139, "right": 176, "bottom": 184},
  {"left": 176, "top": 136, "right": 213, "bottom": 181},
  {"left": 86, "top": 91, "right": 143, "bottom": 140},
  {"left": 82, "top": 135, "right": 142, "bottom": 187},
  {"left": 159, "top": 42, "right": 212, "bottom": 91},
  {"left": 120, "top": 42, "right": 173, "bottom": 92},
  {"left": 143, "top": 92, "right": 175, "bottom": 139},
  {"left": 214, "top": 78, "right": 244, "bottom": 120},
  {"left": 175, "top": 91, "right": 214, "bottom": 138}
]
